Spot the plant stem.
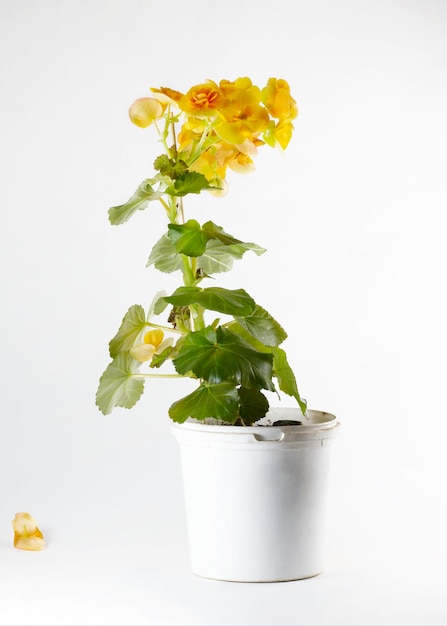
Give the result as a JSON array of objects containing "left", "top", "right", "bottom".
[
  {"left": 181, "top": 254, "right": 195, "bottom": 286},
  {"left": 146, "top": 321, "right": 183, "bottom": 334},
  {"left": 158, "top": 197, "right": 171, "bottom": 217}
]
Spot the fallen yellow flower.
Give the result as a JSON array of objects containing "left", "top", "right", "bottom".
[{"left": 12, "top": 512, "right": 45, "bottom": 551}]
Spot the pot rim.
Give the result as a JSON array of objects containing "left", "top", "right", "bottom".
[{"left": 172, "top": 408, "right": 341, "bottom": 444}]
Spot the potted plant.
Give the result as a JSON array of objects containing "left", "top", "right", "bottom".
[{"left": 96, "top": 77, "right": 340, "bottom": 582}]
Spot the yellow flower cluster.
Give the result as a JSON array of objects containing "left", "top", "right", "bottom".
[{"left": 128, "top": 77, "right": 298, "bottom": 188}]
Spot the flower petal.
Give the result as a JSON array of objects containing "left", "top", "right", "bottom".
[
  {"left": 129, "top": 98, "right": 163, "bottom": 128},
  {"left": 12, "top": 512, "right": 45, "bottom": 551},
  {"left": 130, "top": 343, "right": 156, "bottom": 362},
  {"left": 144, "top": 329, "right": 164, "bottom": 347}
]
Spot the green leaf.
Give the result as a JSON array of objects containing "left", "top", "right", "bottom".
[
  {"left": 235, "top": 305, "right": 288, "bottom": 347},
  {"left": 165, "top": 172, "right": 212, "bottom": 196},
  {"left": 147, "top": 290, "right": 168, "bottom": 320},
  {"left": 197, "top": 240, "right": 238, "bottom": 273},
  {"left": 96, "top": 353, "right": 145, "bottom": 415},
  {"left": 147, "top": 233, "right": 183, "bottom": 273},
  {"left": 153, "top": 293, "right": 171, "bottom": 316},
  {"left": 173, "top": 326, "right": 274, "bottom": 390},
  {"left": 148, "top": 222, "right": 265, "bottom": 275},
  {"left": 168, "top": 382, "right": 239, "bottom": 423},
  {"left": 201, "top": 221, "right": 265, "bottom": 252},
  {"left": 271, "top": 346, "right": 307, "bottom": 415},
  {"left": 109, "top": 305, "right": 148, "bottom": 358},
  {"left": 225, "top": 321, "right": 271, "bottom": 353},
  {"left": 163, "top": 286, "right": 256, "bottom": 316},
  {"left": 149, "top": 344, "right": 175, "bottom": 368},
  {"left": 238, "top": 387, "right": 270, "bottom": 424},
  {"left": 108, "top": 179, "right": 164, "bottom": 225},
  {"left": 196, "top": 240, "right": 263, "bottom": 274},
  {"left": 153, "top": 154, "right": 188, "bottom": 178},
  {"left": 168, "top": 220, "right": 208, "bottom": 256}
]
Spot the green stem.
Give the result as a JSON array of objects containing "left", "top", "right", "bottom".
[
  {"left": 187, "top": 121, "right": 218, "bottom": 166},
  {"left": 181, "top": 254, "right": 195, "bottom": 286},
  {"left": 145, "top": 321, "right": 183, "bottom": 334},
  {"left": 158, "top": 196, "right": 171, "bottom": 218},
  {"left": 154, "top": 119, "right": 171, "bottom": 159}
]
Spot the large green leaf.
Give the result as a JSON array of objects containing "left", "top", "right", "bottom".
[
  {"left": 109, "top": 305, "right": 148, "bottom": 358},
  {"left": 235, "top": 305, "right": 288, "bottom": 347},
  {"left": 201, "top": 221, "right": 265, "bottom": 252},
  {"left": 163, "top": 286, "right": 256, "bottom": 316},
  {"left": 165, "top": 172, "right": 212, "bottom": 196},
  {"left": 96, "top": 353, "right": 145, "bottom": 415},
  {"left": 168, "top": 382, "right": 239, "bottom": 423},
  {"left": 199, "top": 221, "right": 265, "bottom": 269},
  {"left": 148, "top": 222, "right": 265, "bottom": 274},
  {"left": 226, "top": 321, "right": 271, "bottom": 353},
  {"left": 108, "top": 179, "right": 165, "bottom": 225},
  {"left": 147, "top": 233, "right": 183, "bottom": 273},
  {"left": 197, "top": 240, "right": 264, "bottom": 274},
  {"left": 173, "top": 326, "right": 274, "bottom": 390},
  {"left": 271, "top": 346, "right": 307, "bottom": 415},
  {"left": 197, "top": 239, "right": 239, "bottom": 274},
  {"left": 168, "top": 220, "right": 208, "bottom": 256}
]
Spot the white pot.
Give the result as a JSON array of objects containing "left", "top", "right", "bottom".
[{"left": 172, "top": 408, "right": 341, "bottom": 582}]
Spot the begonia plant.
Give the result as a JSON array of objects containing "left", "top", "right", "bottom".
[{"left": 96, "top": 77, "right": 307, "bottom": 425}]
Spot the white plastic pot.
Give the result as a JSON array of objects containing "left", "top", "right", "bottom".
[{"left": 172, "top": 407, "right": 340, "bottom": 582}]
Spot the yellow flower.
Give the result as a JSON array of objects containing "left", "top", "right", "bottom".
[
  {"left": 129, "top": 97, "right": 165, "bottom": 128},
  {"left": 150, "top": 86, "right": 184, "bottom": 105},
  {"left": 214, "top": 78, "right": 269, "bottom": 145},
  {"left": 130, "top": 329, "right": 172, "bottom": 363},
  {"left": 261, "top": 78, "right": 298, "bottom": 121},
  {"left": 177, "top": 118, "right": 208, "bottom": 155},
  {"left": 190, "top": 147, "right": 228, "bottom": 182},
  {"left": 178, "top": 81, "right": 225, "bottom": 117},
  {"left": 273, "top": 119, "right": 295, "bottom": 150},
  {"left": 215, "top": 137, "right": 264, "bottom": 174},
  {"left": 144, "top": 329, "right": 164, "bottom": 346},
  {"left": 219, "top": 76, "right": 255, "bottom": 96},
  {"left": 227, "top": 151, "right": 255, "bottom": 174},
  {"left": 12, "top": 512, "right": 45, "bottom": 551}
]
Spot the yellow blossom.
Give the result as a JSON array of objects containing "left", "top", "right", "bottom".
[
  {"left": 130, "top": 329, "right": 172, "bottom": 363},
  {"left": 129, "top": 98, "right": 165, "bottom": 128},
  {"left": 150, "top": 86, "right": 184, "bottom": 105},
  {"left": 144, "top": 329, "right": 164, "bottom": 346},
  {"left": 214, "top": 79, "right": 269, "bottom": 145},
  {"left": 219, "top": 76, "right": 255, "bottom": 96},
  {"left": 177, "top": 122, "right": 207, "bottom": 155},
  {"left": 12, "top": 512, "right": 45, "bottom": 551},
  {"left": 190, "top": 147, "right": 228, "bottom": 182},
  {"left": 273, "top": 119, "right": 295, "bottom": 150},
  {"left": 227, "top": 151, "right": 256, "bottom": 174},
  {"left": 178, "top": 81, "right": 225, "bottom": 117},
  {"left": 262, "top": 78, "right": 298, "bottom": 121}
]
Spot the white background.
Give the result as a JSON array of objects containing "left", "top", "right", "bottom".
[{"left": 0, "top": 0, "right": 446, "bottom": 624}]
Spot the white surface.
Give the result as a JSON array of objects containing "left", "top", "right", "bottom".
[{"left": 1, "top": 0, "right": 446, "bottom": 624}]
